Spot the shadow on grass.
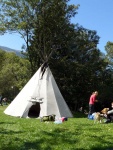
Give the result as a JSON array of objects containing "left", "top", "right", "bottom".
[
  {"left": 0, "top": 126, "right": 113, "bottom": 150},
  {"left": 22, "top": 141, "right": 42, "bottom": 150},
  {"left": 39, "top": 126, "right": 113, "bottom": 150},
  {"left": 0, "top": 128, "right": 24, "bottom": 135},
  {"left": 90, "top": 147, "right": 113, "bottom": 150},
  {"left": 0, "top": 141, "right": 42, "bottom": 150},
  {"left": 0, "top": 121, "right": 15, "bottom": 125}
]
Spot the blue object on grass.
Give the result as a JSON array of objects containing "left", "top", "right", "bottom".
[{"left": 88, "top": 114, "right": 94, "bottom": 120}]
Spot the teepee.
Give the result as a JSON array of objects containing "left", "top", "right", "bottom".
[{"left": 4, "top": 65, "right": 73, "bottom": 118}]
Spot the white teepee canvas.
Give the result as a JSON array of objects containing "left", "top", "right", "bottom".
[{"left": 4, "top": 66, "right": 73, "bottom": 118}]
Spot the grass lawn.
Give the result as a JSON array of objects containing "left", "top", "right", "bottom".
[{"left": 0, "top": 106, "right": 113, "bottom": 150}]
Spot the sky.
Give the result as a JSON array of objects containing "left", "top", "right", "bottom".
[{"left": 0, "top": 0, "right": 113, "bottom": 54}]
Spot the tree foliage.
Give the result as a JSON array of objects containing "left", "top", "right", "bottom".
[
  {"left": 28, "top": 0, "right": 79, "bottom": 71},
  {"left": 105, "top": 41, "right": 113, "bottom": 66},
  {"left": 0, "top": 49, "right": 30, "bottom": 99},
  {"left": 0, "top": 0, "right": 40, "bottom": 47}
]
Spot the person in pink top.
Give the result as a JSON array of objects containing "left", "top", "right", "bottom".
[{"left": 89, "top": 91, "right": 98, "bottom": 115}]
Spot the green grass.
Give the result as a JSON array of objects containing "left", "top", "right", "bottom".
[{"left": 0, "top": 106, "right": 113, "bottom": 150}]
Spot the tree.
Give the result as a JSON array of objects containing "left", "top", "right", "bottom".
[
  {"left": 0, "top": 50, "right": 30, "bottom": 99},
  {"left": 0, "top": 0, "right": 40, "bottom": 49},
  {"left": 105, "top": 41, "right": 113, "bottom": 65},
  {"left": 28, "top": 0, "right": 79, "bottom": 70},
  {"left": 52, "top": 27, "right": 108, "bottom": 111},
  {"left": 0, "top": 0, "right": 79, "bottom": 70}
]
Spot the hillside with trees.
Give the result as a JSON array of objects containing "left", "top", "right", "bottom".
[{"left": 0, "top": 46, "right": 23, "bottom": 57}]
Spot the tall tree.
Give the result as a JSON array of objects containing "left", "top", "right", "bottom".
[
  {"left": 28, "top": 0, "right": 79, "bottom": 71},
  {"left": 52, "top": 27, "right": 108, "bottom": 111}
]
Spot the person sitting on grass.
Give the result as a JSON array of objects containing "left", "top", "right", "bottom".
[{"left": 104, "top": 102, "right": 113, "bottom": 123}]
